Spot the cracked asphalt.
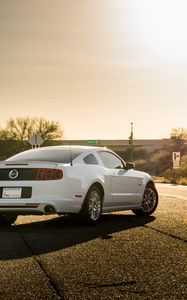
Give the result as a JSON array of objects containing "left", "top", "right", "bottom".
[{"left": 0, "top": 187, "right": 186, "bottom": 299}]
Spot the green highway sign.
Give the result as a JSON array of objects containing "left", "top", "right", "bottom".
[{"left": 87, "top": 140, "right": 100, "bottom": 145}]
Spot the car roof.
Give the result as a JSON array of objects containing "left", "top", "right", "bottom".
[
  {"left": 5, "top": 145, "right": 112, "bottom": 164},
  {"left": 34, "top": 145, "right": 108, "bottom": 151}
]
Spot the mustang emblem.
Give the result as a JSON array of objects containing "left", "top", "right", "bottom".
[{"left": 9, "top": 169, "right": 19, "bottom": 180}]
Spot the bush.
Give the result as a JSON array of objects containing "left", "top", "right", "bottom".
[
  {"left": 134, "top": 159, "right": 146, "bottom": 171},
  {"left": 162, "top": 168, "right": 176, "bottom": 182},
  {"left": 178, "top": 155, "right": 187, "bottom": 178},
  {"left": 150, "top": 150, "right": 171, "bottom": 175},
  {"left": 162, "top": 155, "right": 187, "bottom": 184}
]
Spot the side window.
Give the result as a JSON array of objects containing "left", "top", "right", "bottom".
[
  {"left": 83, "top": 154, "right": 98, "bottom": 165},
  {"left": 98, "top": 151, "right": 124, "bottom": 169}
]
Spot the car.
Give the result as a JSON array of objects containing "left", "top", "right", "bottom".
[{"left": 0, "top": 145, "right": 158, "bottom": 225}]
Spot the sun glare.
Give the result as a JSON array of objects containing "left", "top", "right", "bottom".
[{"left": 130, "top": 0, "right": 187, "bottom": 63}]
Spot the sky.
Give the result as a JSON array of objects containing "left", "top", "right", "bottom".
[{"left": 0, "top": 0, "right": 187, "bottom": 140}]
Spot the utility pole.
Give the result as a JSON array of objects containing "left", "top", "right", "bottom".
[{"left": 128, "top": 122, "right": 134, "bottom": 162}]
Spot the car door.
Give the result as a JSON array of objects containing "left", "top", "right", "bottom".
[
  {"left": 98, "top": 151, "right": 142, "bottom": 207},
  {"left": 111, "top": 168, "right": 143, "bottom": 206}
]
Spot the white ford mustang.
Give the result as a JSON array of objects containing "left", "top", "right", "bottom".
[{"left": 0, "top": 145, "right": 158, "bottom": 225}]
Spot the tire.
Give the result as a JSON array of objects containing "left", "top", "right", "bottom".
[
  {"left": 132, "top": 186, "right": 158, "bottom": 216},
  {"left": 80, "top": 185, "right": 103, "bottom": 224},
  {"left": 0, "top": 214, "right": 18, "bottom": 225}
]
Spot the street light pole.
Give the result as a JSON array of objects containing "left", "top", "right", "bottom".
[{"left": 129, "top": 122, "right": 134, "bottom": 162}]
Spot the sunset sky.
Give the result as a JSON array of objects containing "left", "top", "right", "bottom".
[{"left": 0, "top": 0, "right": 186, "bottom": 140}]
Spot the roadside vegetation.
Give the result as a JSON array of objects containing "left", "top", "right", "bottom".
[
  {"left": 0, "top": 118, "right": 186, "bottom": 185},
  {"left": 118, "top": 128, "right": 187, "bottom": 185}
]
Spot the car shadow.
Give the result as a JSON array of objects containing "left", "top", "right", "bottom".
[{"left": 0, "top": 214, "right": 155, "bottom": 261}]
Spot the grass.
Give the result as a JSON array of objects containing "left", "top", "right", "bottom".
[
  {"left": 153, "top": 176, "right": 170, "bottom": 184},
  {"left": 178, "top": 177, "right": 187, "bottom": 185},
  {"left": 153, "top": 176, "right": 187, "bottom": 186}
]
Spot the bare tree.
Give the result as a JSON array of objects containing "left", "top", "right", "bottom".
[{"left": 0, "top": 117, "right": 63, "bottom": 141}]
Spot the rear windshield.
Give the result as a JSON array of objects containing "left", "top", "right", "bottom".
[{"left": 6, "top": 148, "right": 83, "bottom": 163}]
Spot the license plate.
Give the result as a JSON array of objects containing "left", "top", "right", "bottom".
[{"left": 2, "top": 187, "right": 22, "bottom": 199}]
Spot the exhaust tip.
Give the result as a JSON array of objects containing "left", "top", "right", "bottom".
[{"left": 44, "top": 205, "right": 56, "bottom": 214}]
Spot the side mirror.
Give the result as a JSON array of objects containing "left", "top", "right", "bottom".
[{"left": 126, "top": 162, "right": 135, "bottom": 170}]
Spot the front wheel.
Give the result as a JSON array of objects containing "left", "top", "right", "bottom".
[
  {"left": 80, "top": 186, "right": 103, "bottom": 224},
  {"left": 132, "top": 186, "right": 158, "bottom": 216},
  {"left": 0, "top": 214, "right": 18, "bottom": 225}
]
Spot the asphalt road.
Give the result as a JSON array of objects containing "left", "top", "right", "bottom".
[
  {"left": 0, "top": 185, "right": 186, "bottom": 300},
  {"left": 156, "top": 183, "right": 187, "bottom": 201}
]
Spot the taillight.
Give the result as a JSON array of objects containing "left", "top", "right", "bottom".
[{"left": 36, "top": 168, "right": 63, "bottom": 180}]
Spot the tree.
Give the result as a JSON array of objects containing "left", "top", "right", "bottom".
[
  {"left": 0, "top": 117, "right": 64, "bottom": 160},
  {"left": 0, "top": 116, "right": 63, "bottom": 141},
  {"left": 170, "top": 127, "right": 187, "bottom": 152}
]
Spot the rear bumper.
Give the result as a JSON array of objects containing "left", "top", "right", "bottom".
[
  {"left": 0, "top": 198, "right": 82, "bottom": 215},
  {"left": 0, "top": 181, "right": 84, "bottom": 215}
]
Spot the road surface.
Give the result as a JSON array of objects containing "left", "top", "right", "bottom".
[
  {"left": 0, "top": 184, "right": 186, "bottom": 299},
  {"left": 156, "top": 183, "right": 187, "bottom": 201}
]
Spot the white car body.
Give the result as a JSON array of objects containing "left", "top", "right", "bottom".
[{"left": 0, "top": 146, "right": 158, "bottom": 223}]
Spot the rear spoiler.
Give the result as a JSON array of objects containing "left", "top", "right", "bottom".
[{"left": 1, "top": 160, "right": 59, "bottom": 166}]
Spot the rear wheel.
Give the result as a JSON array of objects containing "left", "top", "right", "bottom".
[
  {"left": 0, "top": 214, "right": 18, "bottom": 225},
  {"left": 132, "top": 186, "right": 158, "bottom": 216},
  {"left": 80, "top": 185, "right": 103, "bottom": 224}
]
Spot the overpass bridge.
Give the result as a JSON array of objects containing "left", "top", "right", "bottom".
[{"left": 50, "top": 139, "right": 173, "bottom": 153}]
